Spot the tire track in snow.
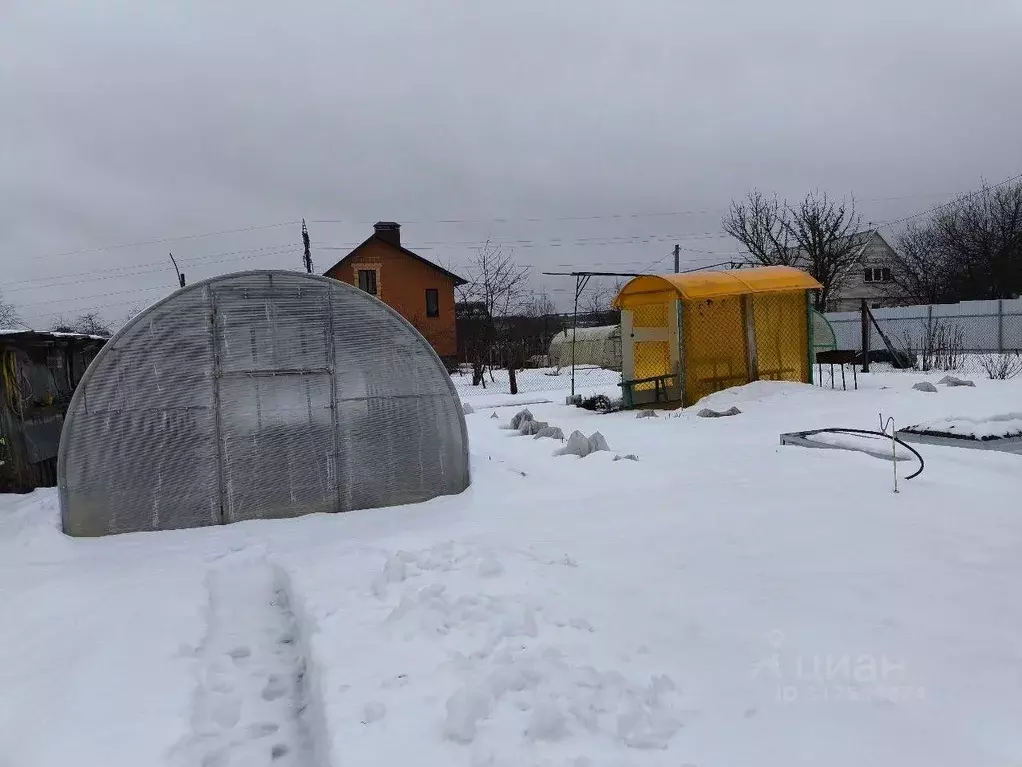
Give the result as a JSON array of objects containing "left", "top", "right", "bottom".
[{"left": 177, "top": 557, "right": 318, "bottom": 767}]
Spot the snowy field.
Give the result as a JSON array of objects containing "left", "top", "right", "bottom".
[{"left": 2, "top": 368, "right": 1022, "bottom": 766}]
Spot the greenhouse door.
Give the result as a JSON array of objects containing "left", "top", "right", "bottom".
[{"left": 210, "top": 283, "right": 339, "bottom": 523}]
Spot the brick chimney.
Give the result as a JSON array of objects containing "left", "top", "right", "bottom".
[{"left": 373, "top": 221, "right": 401, "bottom": 248}]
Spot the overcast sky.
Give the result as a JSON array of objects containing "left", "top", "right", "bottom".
[{"left": 3, "top": 0, "right": 1021, "bottom": 327}]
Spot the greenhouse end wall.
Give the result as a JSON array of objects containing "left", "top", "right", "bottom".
[{"left": 58, "top": 271, "right": 470, "bottom": 537}]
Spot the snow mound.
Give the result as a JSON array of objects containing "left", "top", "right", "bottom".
[
  {"left": 504, "top": 409, "right": 534, "bottom": 430},
  {"left": 694, "top": 380, "right": 821, "bottom": 411},
  {"left": 555, "top": 431, "right": 611, "bottom": 458},
  {"left": 533, "top": 426, "right": 564, "bottom": 441},
  {"left": 905, "top": 412, "right": 1022, "bottom": 441},
  {"left": 635, "top": 410, "right": 658, "bottom": 419},
  {"left": 519, "top": 420, "right": 549, "bottom": 436},
  {"left": 463, "top": 402, "right": 475, "bottom": 415},
  {"left": 696, "top": 406, "right": 742, "bottom": 418},
  {"left": 937, "top": 375, "right": 976, "bottom": 388},
  {"left": 912, "top": 382, "right": 938, "bottom": 393}
]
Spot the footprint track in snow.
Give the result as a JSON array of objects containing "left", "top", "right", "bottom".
[{"left": 177, "top": 558, "right": 316, "bottom": 767}]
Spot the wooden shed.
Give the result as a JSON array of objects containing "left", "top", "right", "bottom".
[
  {"left": 612, "top": 266, "right": 822, "bottom": 407},
  {"left": 1, "top": 331, "right": 105, "bottom": 492}
]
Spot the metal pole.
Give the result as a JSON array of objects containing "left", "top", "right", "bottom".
[
  {"left": 860, "top": 298, "right": 870, "bottom": 373},
  {"left": 169, "top": 252, "right": 185, "bottom": 287},
  {"left": 673, "top": 244, "right": 680, "bottom": 273},
  {"left": 998, "top": 299, "right": 1004, "bottom": 353},
  {"left": 892, "top": 418, "right": 898, "bottom": 494},
  {"left": 571, "top": 275, "right": 580, "bottom": 398}
]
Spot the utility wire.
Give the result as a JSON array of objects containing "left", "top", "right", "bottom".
[
  {"left": 874, "top": 170, "right": 1022, "bottom": 229},
  {"left": 15, "top": 183, "right": 1001, "bottom": 264}
]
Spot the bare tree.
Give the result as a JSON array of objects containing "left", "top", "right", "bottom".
[
  {"left": 888, "top": 223, "right": 952, "bottom": 304},
  {"left": 120, "top": 303, "right": 147, "bottom": 329},
  {"left": 581, "top": 282, "right": 613, "bottom": 316},
  {"left": 52, "top": 312, "right": 113, "bottom": 337},
  {"left": 721, "top": 190, "right": 793, "bottom": 264},
  {"left": 457, "top": 240, "right": 530, "bottom": 393},
  {"left": 0, "top": 292, "right": 21, "bottom": 328},
  {"left": 526, "top": 290, "right": 557, "bottom": 317},
  {"left": 723, "top": 190, "right": 863, "bottom": 309},
  {"left": 886, "top": 181, "right": 1022, "bottom": 304}
]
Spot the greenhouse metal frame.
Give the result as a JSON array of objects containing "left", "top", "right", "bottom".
[{"left": 58, "top": 271, "right": 470, "bottom": 536}]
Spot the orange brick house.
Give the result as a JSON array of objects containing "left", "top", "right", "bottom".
[{"left": 323, "top": 222, "right": 466, "bottom": 363}]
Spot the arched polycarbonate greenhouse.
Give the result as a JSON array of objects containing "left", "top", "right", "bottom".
[
  {"left": 58, "top": 270, "right": 470, "bottom": 537},
  {"left": 548, "top": 325, "right": 622, "bottom": 371}
]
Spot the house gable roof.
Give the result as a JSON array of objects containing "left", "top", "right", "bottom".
[{"left": 324, "top": 234, "right": 468, "bottom": 286}]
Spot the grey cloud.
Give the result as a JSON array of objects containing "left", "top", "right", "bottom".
[{"left": 2, "top": 0, "right": 1021, "bottom": 325}]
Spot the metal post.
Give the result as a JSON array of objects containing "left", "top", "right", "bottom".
[
  {"left": 998, "top": 299, "right": 1004, "bottom": 353},
  {"left": 571, "top": 276, "right": 578, "bottom": 397},
  {"left": 208, "top": 290, "right": 226, "bottom": 524},
  {"left": 892, "top": 417, "right": 899, "bottom": 494},
  {"left": 742, "top": 295, "right": 758, "bottom": 382},
  {"left": 860, "top": 298, "right": 870, "bottom": 373},
  {"left": 673, "top": 244, "right": 680, "bottom": 273}
]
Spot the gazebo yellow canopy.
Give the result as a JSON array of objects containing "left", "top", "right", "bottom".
[{"left": 613, "top": 265, "right": 822, "bottom": 308}]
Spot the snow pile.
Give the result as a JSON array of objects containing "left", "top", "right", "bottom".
[
  {"left": 696, "top": 406, "right": 742, "bottom": 418},
  {"left": 555, "top": 430, "right": 611, "bottom": 458},
  {"left": 806, "top": 431, "right": 915, "bottom": 461},
  {"left": 504, "top": 409, "right": 534, "bottom": 431},
  {"left": 936, "top": 376, "right": 972, "bottom": 390},
  {"left": 912, "top": 381, "right": 938, "bottom": 393},
  {"left": 518, "top": 419, "right": 548, "bottom": 436},
  {"left": 533, "top": 426, "right": 564, "bottom": 440},
  {"left": 905, "top": 412, "right": 1022, "bottom": 441}
]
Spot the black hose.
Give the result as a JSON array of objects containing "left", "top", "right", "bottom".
[{"left": 797, "top": 427, "right": 925, "bottom": 480}]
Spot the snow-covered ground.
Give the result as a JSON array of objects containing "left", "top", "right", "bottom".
[{"left": 3, "top": 368, "right": 1022, "bottom": 766}]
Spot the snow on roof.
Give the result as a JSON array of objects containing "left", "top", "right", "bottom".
[{"left": 0, "top": 329, "right": 108, "bottom": 343}]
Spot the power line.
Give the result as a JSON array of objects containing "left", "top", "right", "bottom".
[
  {"left": 26, "top": 221, "right": 302, "bottom": 261},
  {"left": 2, "top": 245, "right": 298, "bottom": 294},
  {"left": 314, "top": 231, "right": 730, "bottom": 252},
  {"left": 875, "top": 171, "right": 1022, "bottom": 230},
  {"left": 11, "top": 252, "right": 727, "bottom": 319},
  {"left": 9, "top": 231, "right": 731, "bottom": 293},
  {"left": 12, "top": 184, "right": 995, "bottom": 265}
]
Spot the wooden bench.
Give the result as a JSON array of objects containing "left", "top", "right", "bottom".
[{"left": 621, "top": 374, "right": 679, "bottom": 407}]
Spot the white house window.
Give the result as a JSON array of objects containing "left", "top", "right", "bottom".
[{"left": 864, "top": 267, "right": 892, "bottom": 283}]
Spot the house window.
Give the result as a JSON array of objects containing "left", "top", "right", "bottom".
[
  {"left": 864, "top": 267, "right": 892, "bottom": 283},
  {"left": 425, "top": 288, "right": 439, "bottom": 318},
  {"left": 357, "top": 269, "right": 378, "bottom": 295}
]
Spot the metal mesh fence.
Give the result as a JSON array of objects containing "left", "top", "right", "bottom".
[
  {"left": 824, "top": 299, "right": 1022, "bottom": 379},
  {"left": 679, "top": 293, "right": 809, "bottom": 404},
  {"left": 59, "top": 271, "right": 470, "bottom": 537},
  {"left": 682, "top": 296, "right": 748, "bottom": 403}
]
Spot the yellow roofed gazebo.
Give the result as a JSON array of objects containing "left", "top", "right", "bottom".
[{"left": 612, "top": 266, "right": 822, "bottom": 407}]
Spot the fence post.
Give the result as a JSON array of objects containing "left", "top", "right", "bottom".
[
  {"left": 998, "top": 299, "right": 1004, "bottom": 353},
  {"left": 860, "top": 298, "right": 870, "bottom": 373}
]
